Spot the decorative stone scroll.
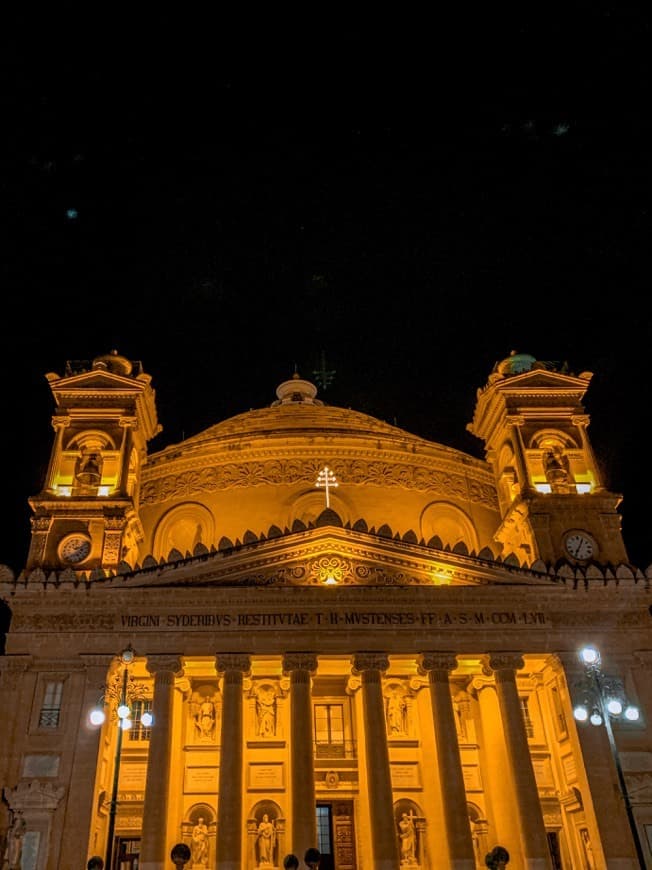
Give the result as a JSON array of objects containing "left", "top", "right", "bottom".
[
  {"left": 281, "top": 653, "right": 318, "bottom": 674},
  {"left": 216, "top": 653, "right": 252, "bottom": 675},
  {"left": 351, "top": 652, "right": 390, "bottom": 674}
]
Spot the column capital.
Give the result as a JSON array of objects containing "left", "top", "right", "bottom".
[
  {"left": 486, "top": 652, "right": 524, "bottom": 673},
  {"left": 418, "top": 652, "right": 458, "bottom": 675},
  {"left": 471, "top": 675, "right": 495, "bottom": 693},
  {"left": 282, "top": 652, "right": 318, "bottom": 674},
  {"left": 215, "top": 653, "right": 251, "bottom": 675},
  {"left": 146, "top": 655, "right": 184, "bottom": 676},
  {"left": 351, "top": 652, "right": 389, "bottom": 674}
]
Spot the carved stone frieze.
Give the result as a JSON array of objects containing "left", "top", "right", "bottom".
[
  {"left": 11, "top": 613, "right": 115, "bottom": 631},
  {"left": 141, "top": 456, "right": 498, "bottom": 509},
  {"left": 11, "top": 613, "right": 115, "bottom": 632}
]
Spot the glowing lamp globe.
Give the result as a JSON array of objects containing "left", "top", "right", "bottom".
[
  {"left": 89, "top": 708, "right": 106, "bottom": 726},
  {"left": 573, "top": 705, "right": 588, "bottom": 722},
  {"left": 580, "top": 646, "right": 599, "bottom": 665}
]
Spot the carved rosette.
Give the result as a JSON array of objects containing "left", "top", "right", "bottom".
[{"left": 310, "top": 556, "right": 352, "bottom": 585}]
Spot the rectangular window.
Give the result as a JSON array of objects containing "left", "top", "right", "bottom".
[
  {"left": 520, "top": 696, "right": 535, "bottom": 739},
  {"left": 316, "top": 804, "right": 333, "bottom": 857},
  {"left": 128, "top": 700, "right": 152, "bottom": 741},
  {"left": 551, "top": 686, "right": 568, "bottom": 738},
  {"left": 39, "top": 681, "right": 63, "bottom": 728},
  {"left": 314, "top": 704, "right": 345, "bottom": 757}
]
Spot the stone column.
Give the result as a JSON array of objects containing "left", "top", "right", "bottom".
[
  {"left": 216, "top": 653, "right": 251, "bottom": 870},
  {"left": 282, "top": 653, "right": 318, "bottom": 862},
  {"left": 472, "top": 675, "right": 519, "bottom": 855},
  {"left": 419, "top": 653, "right": 475, "bottom": 869},
  {"left": 352, "top": 652, "right": 400, "bottom": 870},
  {"left": 488, "top": 654, "right": 551, "bottom": 870},
  {"left": 140, "top": 655, "right": 184, "bottom": 870},
  {"left": 58, "top": 656, "right": 114, "bottom": 866}
]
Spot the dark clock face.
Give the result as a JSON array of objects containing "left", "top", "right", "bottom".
[
  {"left": 564, "top": 532, "right": 596, "bottom": 560},
  {"left": 60, "top": 535, "right": 91, "bottom": 564}
]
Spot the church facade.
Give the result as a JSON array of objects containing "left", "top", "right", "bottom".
[{"left": 0, "top": 350, "right": 651, "bottom": 870}]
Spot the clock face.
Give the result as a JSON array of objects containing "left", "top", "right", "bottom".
[
  {"left": 564, "top": 532, "right": 596, "bottom": 561},
  {"left": 59, "top": 535, "right": 91, "bottom": 564}
]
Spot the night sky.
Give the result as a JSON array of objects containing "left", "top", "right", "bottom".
[{"left": 1, "top": 14, "right": 651, "bottom": 576}]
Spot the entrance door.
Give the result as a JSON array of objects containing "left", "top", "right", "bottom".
[
  {"left": 115, "top": 837, "right": 140, "bottom": 870},
  {"left": 316, "top": 801, "right": 356, "bottom": 870}
]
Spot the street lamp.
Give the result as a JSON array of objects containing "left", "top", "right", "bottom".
[
  {"left": 574, "top": 645, "right": 645, "bottom": 868},
  {"left": 89, "top": 646, "right": 151, "bottom": 870}
]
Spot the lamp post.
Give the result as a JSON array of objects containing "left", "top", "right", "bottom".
[
  {"left": 89, "top": 646, "right": 151, "bottom": 870},
  {"left": 574, "top": 645, "right": 646, "bottom": 868}
]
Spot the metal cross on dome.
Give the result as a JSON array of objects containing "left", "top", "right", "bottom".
[{"left": 316, "top": 466, "right": 339, "bottom": 508}]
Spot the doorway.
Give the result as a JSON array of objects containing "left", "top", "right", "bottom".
[
  {"left": 115, "top": 837, "right": 140, "bottom": 870},
  {"left": 316, "top": 800, "right": 356, "bottom": 870}
]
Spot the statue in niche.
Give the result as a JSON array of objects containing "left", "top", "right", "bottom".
[
  {"left": 190, "top": 816, "right": 209, "bottom": 867},
  {"left": 255, "top": 685, "right": 277, "bottom": 737},
  {"left": 256, "top": 813, "right": 276, "bottom": 866},
  {"left": 398, "top": 810, "right": 417, "bottom": 864},
  {"left": 386, "top": 687, "right": 407, "bottom": 735},
  {"left": 190, "top": 691, "right": 217, "bottom": 743},
  {"left": 542, "top": 446, "right": 573, "bottom": 493},
  {"left": 453, "top": 688, "right": 472, "bottom": 740}
]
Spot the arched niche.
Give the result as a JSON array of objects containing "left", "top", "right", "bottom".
[
  {"left": 420, "top": 501, "right": 479, "bottom": 554},
  {"left": 289, "top": 490, "right": 350, "bottom": 530},
  {"left": 153, "top": 502, "right": 215, "bottom": 560}
]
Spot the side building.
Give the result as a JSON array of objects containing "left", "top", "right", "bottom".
[{"left": 0, "top": 349, "right": 651, "bottom": 870}]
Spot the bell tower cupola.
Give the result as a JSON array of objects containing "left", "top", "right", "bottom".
[
  {"left": 26, "top": 351, "right": 161, "bottom": 574},
  {"left": 468, "top": 351, "right": 628, "bottom": 567}
]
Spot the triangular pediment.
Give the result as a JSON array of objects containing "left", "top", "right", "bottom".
[
  {"left": 490, "top": 368, "right": 592, "bottom": 392},
  {"left": 96, "top": 524, "right": 560, "bottom": 591},
  {"left": 47, "top": 369, "right": 145, "bottom": 393}
]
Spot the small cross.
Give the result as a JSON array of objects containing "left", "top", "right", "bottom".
[{"left": 316, "top": 466, "right": 338, "bottom": 508}]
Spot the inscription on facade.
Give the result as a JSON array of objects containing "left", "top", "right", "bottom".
[
  {"left": 119, "top": 610, "right": 547, "bottom": 630},
  {"left": 184, "top": 766, "right": 219, "bottom": 794},
  {"left": 249, "top": 762, "right": 284, "bottom": 790}
]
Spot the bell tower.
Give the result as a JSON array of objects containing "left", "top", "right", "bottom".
[
  {"left": 468, "top": 351, "right": 629, "bottom": 567},
  {"left": 26, "top": 350, "right": 161, "bottom": 573}
]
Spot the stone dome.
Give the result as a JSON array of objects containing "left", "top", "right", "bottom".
[{"left": 495, "top": 350, "right": 537, "bottom": 376}]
